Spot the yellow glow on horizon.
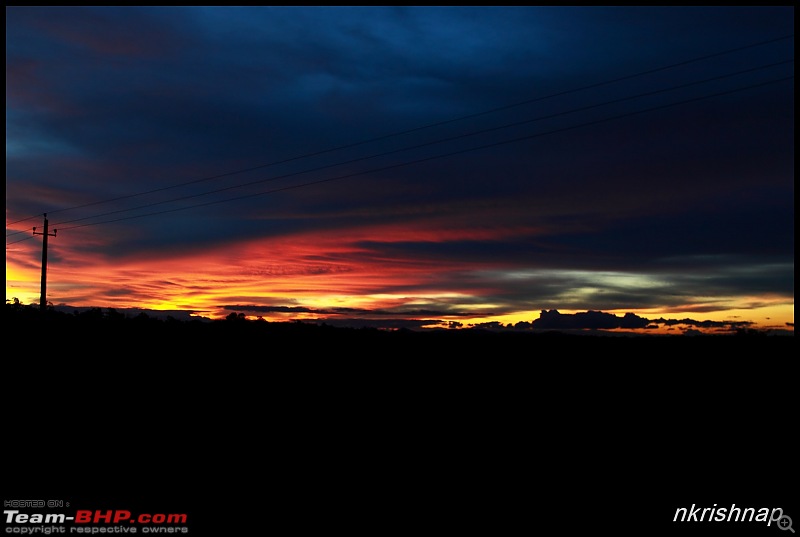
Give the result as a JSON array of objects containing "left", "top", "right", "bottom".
[
  {"left": 5, "top": 257, "right": 42, "bottom": 306},
  {"left": 622, "top": 303, "right": 793, "bottom": 330},
  {"left": 5, "top": 227, "right": 793, "bottom": 333},
  {"left": 452, "top": 303, "right": 793, "bottom": 333}
]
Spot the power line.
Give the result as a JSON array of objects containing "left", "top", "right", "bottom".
[
  {"left": 5, "top": 214, "right": 43, "bottom": 228},
  {"left": 6, "top": 226, "right": 35, "bottom": 238},
  {"left": 45, "top": 58, "right": 793, "bottom": 229},
  {"left": 5, "top": 234, "right": 36, "bottom": 247},
  {"left": 52, "top": 75, "right": 793, "bottom": 232},
  {"left": 6, "top": 33, "right": 793, "bottom": 228}
]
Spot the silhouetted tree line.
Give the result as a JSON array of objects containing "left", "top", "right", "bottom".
[{"left": 5, "top": 297, "right": 791, "bottom": 357}]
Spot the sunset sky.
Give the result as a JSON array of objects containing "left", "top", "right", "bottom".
[{"left": 5, "top": 6, "right": 794, "bottom": 333}]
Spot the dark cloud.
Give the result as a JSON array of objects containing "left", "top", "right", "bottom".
[
  {"left": 652, "top": 317, "right": 753, "bottom": 329},
  {"left": 494, "top": 310, "right": 755, "bottom": 332},
  {"left": 221, "top": 303, "right": 476, "bottom": 319},
  {"left": 532, "top": 310, "right": 652, "bottom": 330}
]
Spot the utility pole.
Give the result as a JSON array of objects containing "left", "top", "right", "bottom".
[{"left": 32, "top": 213, "right": 57, "bottom": 312}]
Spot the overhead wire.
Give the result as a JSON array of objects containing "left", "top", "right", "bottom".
[
  {"left": 5, "top": 33, "right": 793, "bottom": 230},
  {"left": 51, "top": 74, "right": 794, "bottom": 232},
  {"left": 44, "top": 58, "right": 794, "bottom": 230}
]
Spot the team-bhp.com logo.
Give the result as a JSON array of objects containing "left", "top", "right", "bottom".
[
  {"left": 673, "top": 504, "right": 794, "bottom": 532},
  {"left": 4, "top": 509, "right": 189, "bottom": 533}
]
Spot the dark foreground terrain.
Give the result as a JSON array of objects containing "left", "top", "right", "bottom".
[{"left": 4, "top": 303, "right": 795, "bottom": 536}]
